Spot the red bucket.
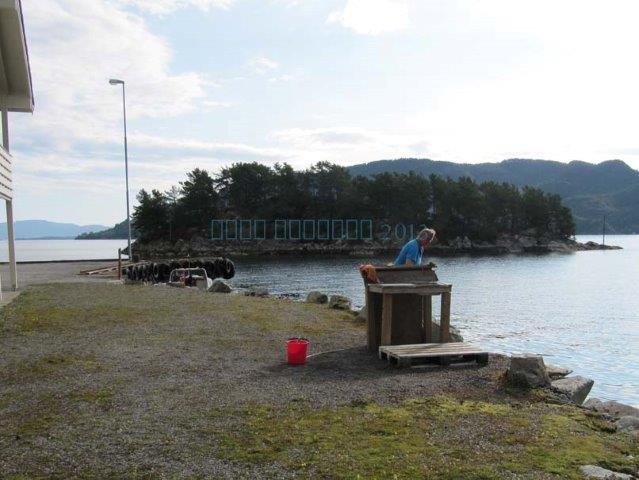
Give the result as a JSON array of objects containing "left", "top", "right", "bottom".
[{"left": 286, "top": 338, "right": 309, "bottom": 365}]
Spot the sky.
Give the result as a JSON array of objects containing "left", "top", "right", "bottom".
[{"left": 9, "top": 0, "right": 639, "bottom": 225}]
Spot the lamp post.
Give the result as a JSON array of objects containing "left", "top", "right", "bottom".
[{"left": 109, "top": 78, "right": 132, "bottom": 260}]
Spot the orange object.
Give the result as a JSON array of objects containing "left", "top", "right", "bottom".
[{"left": 359, "top": 264, "right": 379, "bottom": 283}]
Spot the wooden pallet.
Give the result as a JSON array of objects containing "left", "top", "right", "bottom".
[{"left": 379, "top": 342, "right": 489, "bottom": 368}]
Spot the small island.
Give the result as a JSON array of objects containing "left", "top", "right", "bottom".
[{"left": 117, "top": 162, "right": 616, "bottom": 259}]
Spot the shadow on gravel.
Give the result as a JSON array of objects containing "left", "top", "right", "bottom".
[{"left": 262, "top": 345, "right": 487, "bottom": 383}]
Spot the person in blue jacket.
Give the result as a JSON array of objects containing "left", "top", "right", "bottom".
[{"left": 394, "top": 228, "right": 436, "bottom": 266}]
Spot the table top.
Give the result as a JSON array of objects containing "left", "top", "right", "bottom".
[{"left": 367, "top": 282, "right": 452, "bottom": 295}]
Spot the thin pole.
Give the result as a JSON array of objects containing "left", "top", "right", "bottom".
[{"left": 121, "top": 83, "right": 133, "bottom": 260}]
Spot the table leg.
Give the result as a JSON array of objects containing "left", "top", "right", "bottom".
[
  {"left": 422, "top": 295, "right": 433, "bottom": 343},
  {"left": 381, "top": 293, "right": 393, "bottom": 346},
  {"left": 440, "top": 292, "right": 451, "bottom": 343},
  {"left": 366, "top": 289, "right": 375, "bottom": 352}
]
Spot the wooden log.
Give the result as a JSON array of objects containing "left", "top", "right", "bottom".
[
  {"left": 380, "top": 293, "right": 393, "bottom": 346},
  {"left": 422, "top": 295, "right": 433, "bottom": 343},
  {"left": 440, "top": 291, "right": 451, "bottom": 343}
]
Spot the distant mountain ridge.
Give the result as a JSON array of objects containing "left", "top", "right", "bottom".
[
  {"left": 348, "top": 158, "right": 639, "bottom": 234},
  {"left": 0, "top": 220, "right": 109, "bottom": 240},
  {"left": 76, "top": 219, "right": 134, "bottom": 240}
]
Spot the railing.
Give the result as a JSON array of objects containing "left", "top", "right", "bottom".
[{"left": 0, "top": 145, "right": 13, "bottom": 201}]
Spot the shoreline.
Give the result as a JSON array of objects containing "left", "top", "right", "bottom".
[
  {"left": 1, "top": 282, "right": 637, "bottom": 478},
  {"left": 133, "top": 235, "right": 621, "bottom": 259}
]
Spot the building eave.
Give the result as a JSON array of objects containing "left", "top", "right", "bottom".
[{"left": 0, "top": 0, "right": 34, "bottom": 113}]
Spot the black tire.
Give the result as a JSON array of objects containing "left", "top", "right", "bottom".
[
  {"left": 152, "top": 263, "right": 159, "bottom": 281},
  {"left": 203, "top": 260, "right": 215, "bottom": 279},
  {"left": 222, "top": 258, "right": 235, "bottom": 279},
  {"left": 161, "top": 263, "right": 171, "bottom": 282},
  {"left": 141, "top": 264, "right": 148, "bottom": 281}
]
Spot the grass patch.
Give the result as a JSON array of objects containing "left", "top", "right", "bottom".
[
  {"left": 69, "top": 387, "right": 114, "bottom": 409},
  {"left": 1, "top": 352, "right": 102, "bottom": 384},
  {"left": 215, "top": 396, "right": 638, "bottom": 479}
]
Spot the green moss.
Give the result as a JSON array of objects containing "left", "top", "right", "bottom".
[
  {"left": 69, "top": 387, "right": 114, "bottom": 408},
  {"left": 1, "top": 352, "right": 102, "bottom": 384},
  {"left": 223, "top": 295, "right": 362, "bottom": 336},
  {"left": 214, "top": 397, "right": 638, "bottom": 479}
]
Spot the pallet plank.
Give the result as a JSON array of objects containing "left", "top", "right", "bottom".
[{"left": 379, "top": 342, "right": 489, "bottom": 368}]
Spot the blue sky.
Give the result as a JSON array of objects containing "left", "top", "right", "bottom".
[{"left": 9, "top": 0, "right": 639, "bottom": 225}]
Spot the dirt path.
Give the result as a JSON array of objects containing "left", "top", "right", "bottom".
[{"left": 0, "top": 261, "right": 114, "bottom": 292}]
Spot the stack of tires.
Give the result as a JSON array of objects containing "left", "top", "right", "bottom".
[{"left": 123, "top": 257, "right": 235, "bottom": 283}]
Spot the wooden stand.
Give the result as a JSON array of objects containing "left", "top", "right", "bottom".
[{"left": 363, "top": 265, "right": 452, "bottom": 353}]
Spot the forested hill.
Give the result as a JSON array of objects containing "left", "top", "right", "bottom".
[
  {"left": 76, "top": 220, "right": 136, "bottom": 240},
  {"left": 349, "top": 159, "right": 639, "bottom": 234}
]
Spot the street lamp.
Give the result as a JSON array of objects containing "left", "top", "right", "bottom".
[{"left": 109, "top": 78, "right": 133, "bottom": 260}]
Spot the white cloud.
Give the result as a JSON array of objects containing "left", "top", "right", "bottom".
[
  {"left": 202, "top": 100, "right": 233, "bottom": 109},
  {"left": 117, "top": 0, "right": 234, "bottom": 16},
  {"left": 271, "top": 127, "right": 429, "bottom": 165},
  {"left": 16, "top": 0, "right": 214, "bottom": 150},
  {"left": 327, "top": 0, "right": 409, "bottom": 35},
  {"left": 247, "top": 56, "right": 280, "bottom": 74}
]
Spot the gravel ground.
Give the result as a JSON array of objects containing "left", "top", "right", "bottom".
[
  {"left": 0, "top": 283, "right": 635, "bottom": 479},
  {"left": 0, "top": 261, "right": 114, "bottom": 291}
]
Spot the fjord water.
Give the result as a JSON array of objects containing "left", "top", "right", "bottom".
[{"left": 233, "top": 235, "right": 639, "bottom": 405}]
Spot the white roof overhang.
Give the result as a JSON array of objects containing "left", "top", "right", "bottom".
[{"left": 0, "top": 0, "right": 33, "bottom": 113}]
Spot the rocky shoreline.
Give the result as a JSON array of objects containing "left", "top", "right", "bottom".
[{"left": 134, "top": 234, "right": 621, "bottom": 260}]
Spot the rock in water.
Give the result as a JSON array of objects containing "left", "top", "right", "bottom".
[
  {"left": 328, "top": 295, "right": 352, "bottom": 310},
  {"left": 615, "top": 416, "right": 639, "bottom": 433},
  {"left": 209, "top": 279, "right": 232, "bottom": 293},
  {"left": 579, "top": 465, "right": 633, "bottom": 479},
  {"left": 545, "top": 364, "right": 572, "bottom": 379},
  {"left": 506, "top": 354, "right": 551, "bottom": 388},
  {"left": 551, "top": 376, "right": 594, "bottom": 405},
  {"left": 306, "top": 291, "right": 328, "bottom": 304}
]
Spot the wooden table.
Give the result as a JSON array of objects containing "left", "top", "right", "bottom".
[{"left": 363, "top": 266, "right": 452, "bottom": 352}]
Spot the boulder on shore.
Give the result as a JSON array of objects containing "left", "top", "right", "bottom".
[
  {"left": 615, "top": 416, "right": 639, "bottom": 433},
  {"left": 306, "top": 291, "right": 328, "bottom": 304},
  {"left": 551, "top": 376, "right": 594, "bottom": 405},
  {"left": 584, "top": 398, "right": 639, "bottom": 418},
  {"left": 208, "top": 279, "right": 232, "bottom": 293},
  {"left": 579, "top": 465, "right": 633, "bottom": 479},
  {"left": 506, "top": 354, "right": 551, "bottom": 389},
  {"left": 244, "top": 287, "right": 269, "bottom": 297},
  {"left": 329, "top": 294, "right": 352, "bottom": 310},
  {"left": 545, "top": 364, "right": 572, "bottom": 379}
]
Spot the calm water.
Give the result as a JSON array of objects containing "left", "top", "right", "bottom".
[
  {"left": 0, "top": 239, "right": 127, "bottom": 262},
  {"left": 0, "top": 236, "right": 636, "bottom": 405},
  {"left": 231, "top": 235, "right": 639, "bottom": 406}
]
